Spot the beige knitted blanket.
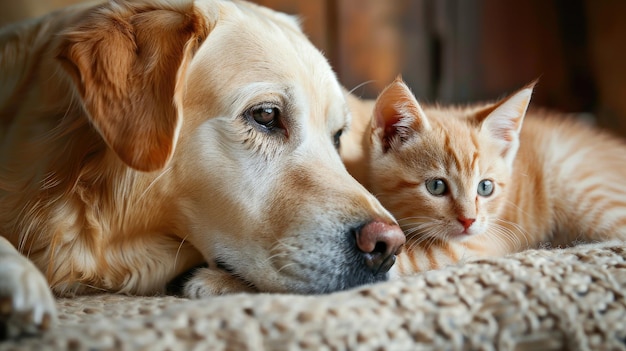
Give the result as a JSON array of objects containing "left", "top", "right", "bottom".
[{"left": 2, "top": 241, "right": 625, "bottom": 351}]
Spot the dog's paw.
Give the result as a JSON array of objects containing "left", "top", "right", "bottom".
[
  {"left": 0, "top": 238, "right": 57, "bottom": 339},
  {"left": 182, "top": 267, "right": 257, "bottom": 298}
]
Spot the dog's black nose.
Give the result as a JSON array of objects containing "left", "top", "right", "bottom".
[{"left": 355, "top": 220, "right": 405, "bottom": 274}]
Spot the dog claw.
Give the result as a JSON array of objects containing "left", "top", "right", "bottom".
[
  {"left": 0, "top": 238, "right": 57, "bottom": 340},
  {"left": 40, "top": 313, "right": 52, "bottom": 331},
  {"left": 0, "top": 298, "right": 54, "bottom": 340}
]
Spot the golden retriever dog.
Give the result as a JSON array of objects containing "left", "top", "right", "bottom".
[{"left": 0, "top": 0, "right": 405, "bottom": 338}]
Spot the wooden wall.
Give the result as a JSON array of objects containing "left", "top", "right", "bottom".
[
  {"left": 255, "top": 0, "right": 626, "bottom": 137},
  {"left": 2, "top": 0, "right": 626, "bottom": 136}
]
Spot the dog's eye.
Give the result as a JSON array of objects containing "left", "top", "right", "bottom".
[
  {"left": 333, "top": 129, "right": 343, "bottom": 149},
  {"left": 252, "top": 107, "right": 279, "bottom": 129}
]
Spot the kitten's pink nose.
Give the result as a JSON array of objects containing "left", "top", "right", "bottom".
[{"left": 457, "top": 217, "right": 476, "bottom": 230}]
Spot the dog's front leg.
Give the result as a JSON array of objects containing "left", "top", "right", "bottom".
[
  {"left": 0, "top": 236, "right": 57, "bottom": 339},
  {"left": 174, "top": 265, "right": 257, "bottom": 298}
]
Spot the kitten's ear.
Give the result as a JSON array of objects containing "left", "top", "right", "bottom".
[
  {"left": 479, "top": 83, "right": 534, "bottom": 167},
  {"left": 372, "top": 77, "right": 430, "bottom": 152}
]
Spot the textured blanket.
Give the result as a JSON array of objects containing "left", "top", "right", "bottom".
[{"left": 2, "top": 241, "right": 625, "bottom": 351}]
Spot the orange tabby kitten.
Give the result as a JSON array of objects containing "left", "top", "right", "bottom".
[{"left": 350, "top": 78, "right": 626, "bottom": 274}]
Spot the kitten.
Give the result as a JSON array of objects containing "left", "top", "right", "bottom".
[{"left": 353, "top": 78, "right": 626, "bottom": 274}]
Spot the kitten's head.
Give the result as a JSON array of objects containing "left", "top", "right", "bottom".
[{"left": 368, "top": 78, "right": 533, "bottom": 243}]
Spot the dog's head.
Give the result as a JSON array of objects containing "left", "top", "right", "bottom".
[{"left": 57, "top": 0, "right": 404, "bottom": 294}]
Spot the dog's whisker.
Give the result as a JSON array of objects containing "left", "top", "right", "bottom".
[
  {"left": 263, "top": 241, "right": 293, "bottom": 267},
  {"left": 173, "top": 235, "right": 189, "bottom": 271},
  {"left": 275, "top": 261, "right": 298, "bottom": 274},
  {"left": 78, "top": 283, "right": 110, "bottom": 294},
  {"left": 138, "top": 167, "right": 172, "bottom": 202},
  {"left": 348, "top": 80, "right": 377, "bottom": 96}
]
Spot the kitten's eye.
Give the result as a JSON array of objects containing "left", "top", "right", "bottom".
[
  {"left": 333, "top": 129, "right": 343, "bottom": 149},
  {"left": 250, "top": 106, "right": 280, "bottom": 130},
  {"left": 477, "top": 179, "right": 494, "bottom": 197},
  {"left": 426, "top": 179, "right": 447, "bottom": 196}
]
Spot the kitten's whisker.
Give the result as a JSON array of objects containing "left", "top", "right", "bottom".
[
  {"left": 405, "top": 223, "right": 440, "bottom": 252},
  {"left": 403, "top": 222, "right": 434, "bottom": 238},
  {"left": 488, "top": 222, "right": 525, "bottom": 252},
  {"left": 421, "top": 227, "right": 444, "bottom": 253},
  {"left": 503, "top": 199, "right": 533, "bottom": 219},
  {"left": 402, "top": 221, "right": 437, "bottom": 240},
  {"left": 487, "top": 225, "right": 516, "bottom": 248},
  {"left": 492, "top": 218, "right": 531, "bottom": 248},
  {"left": 397, "top": 216, "right": 433, "bottom": 223}
]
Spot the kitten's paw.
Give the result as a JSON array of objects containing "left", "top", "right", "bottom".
[
  {"left": 183, "top": 267, "right": 257, "bottom": 298},
  {"left": 0, "top": 238, "right": 57, "bottom": 340}
]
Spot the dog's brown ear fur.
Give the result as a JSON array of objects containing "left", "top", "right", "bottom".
[{"left": 58, "top": 0, "right": 209, "bottom": 172}]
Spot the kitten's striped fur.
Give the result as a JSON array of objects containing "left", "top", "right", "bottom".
[{"left": 359, "top": 79, "right": 626, "bottom": 274}]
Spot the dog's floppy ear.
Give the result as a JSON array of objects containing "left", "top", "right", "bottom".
[{"left": 58, "top": 0, "right": 209, "bottom": 171}]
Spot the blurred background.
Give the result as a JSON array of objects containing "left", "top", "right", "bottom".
[{"left": 2, "top": 0, "right": 626, "bottom": 136}]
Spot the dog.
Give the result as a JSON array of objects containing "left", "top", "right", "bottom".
[{"left": 0, "top": 0, "right": 405, "bottom": 338}]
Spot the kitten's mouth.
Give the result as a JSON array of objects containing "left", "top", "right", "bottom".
[
  {"left": 450, "top": 230, "right": 474, "bottom": 240},
  {"left": 452, "top": 222, "right": 483, "bottom": 238}
]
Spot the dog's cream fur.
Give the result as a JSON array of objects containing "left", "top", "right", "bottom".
[{"left": 0, "top": 0, "right": 404, "bottom": 337}]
